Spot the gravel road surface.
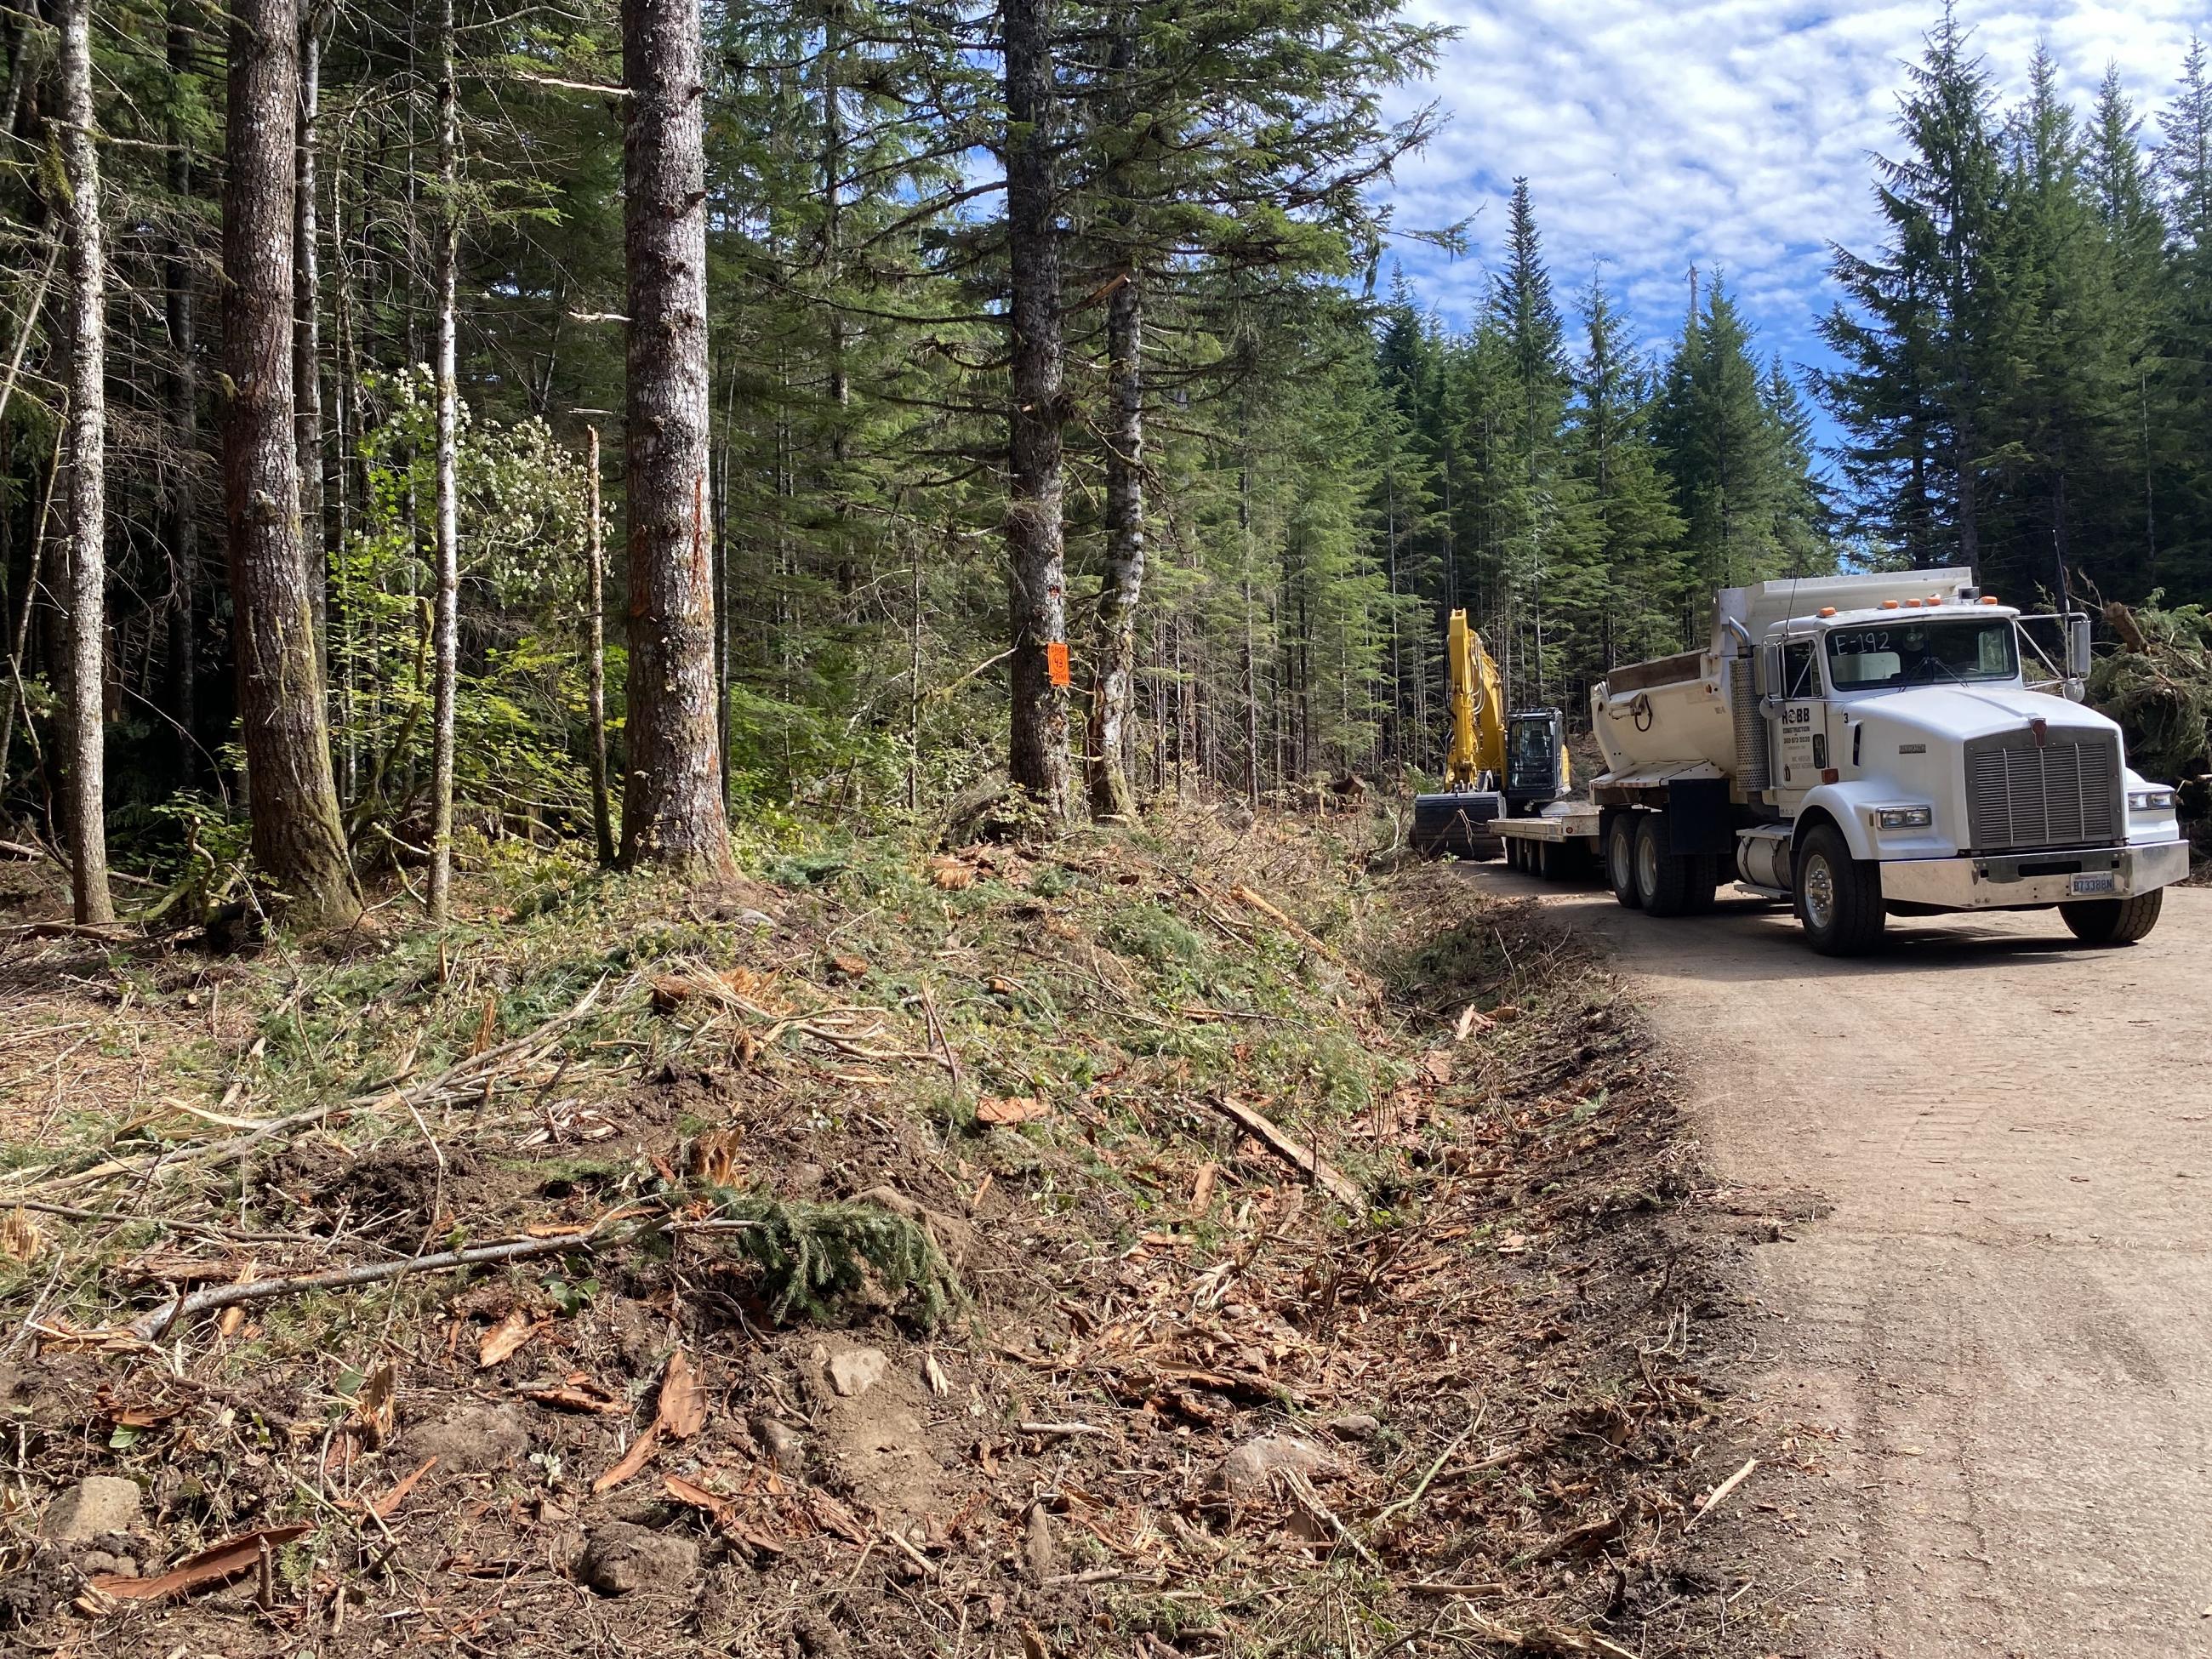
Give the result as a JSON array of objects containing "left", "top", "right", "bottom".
[{"left": 1485, "top": 866, "right": 2212, "bottom": 1657}]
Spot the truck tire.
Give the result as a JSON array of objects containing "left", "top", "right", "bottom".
[
  {"left": 1684, "top": 853, "right": 1722, "bottom": 915},
  {"left": 1605, "top": 813, "right": 1642, "bottom": 909},
  {"left": 1794, "top": 823, "right": 1885, "bottom": 955},
  {"left": 1633, "top": 813, "right": 1696, "bottom": 917},
  {"left": 2060, "top": 889, "right": 2163, "bottom": 946}
]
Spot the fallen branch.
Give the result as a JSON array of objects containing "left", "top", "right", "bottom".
[
  {"left": 1200, "top": 1093, "right": 1365, "bottom": 1211},
  {"left": 127, "top": 1223, "right": 645, "bottom": 1341},
  {"left": 20, "top": 977, "right": 609, "bottom": 1199}
]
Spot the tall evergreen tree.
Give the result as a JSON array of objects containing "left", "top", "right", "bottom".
[{"left": 1817, "top": 5, "right": 1999, "bottom": 575}]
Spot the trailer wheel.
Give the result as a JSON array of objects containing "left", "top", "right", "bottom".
[
  {"left": 1633, "top": 814, "right": 1696, "bottom": 917},
  {"left": 1605, "top": 814, "right": 1642, "bottom": 909},
  {"left": 2060, "top": 889, "right": 2163, "bottom": 946},
  {"left": 1794, "top": 824, "right": 1885, "bottom": 955}
]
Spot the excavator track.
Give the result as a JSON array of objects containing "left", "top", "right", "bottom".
[{"left": 1410, "top": 790, "right": 1505, "bottom": 860}]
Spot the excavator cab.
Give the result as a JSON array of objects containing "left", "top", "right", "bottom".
[{"left": 1504, "top": 710, "right": 1569, "bottom": 815}]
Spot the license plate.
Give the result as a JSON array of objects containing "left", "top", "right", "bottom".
[{"left": 2071, "top": 873, "right": 2116, "bottom": 896}]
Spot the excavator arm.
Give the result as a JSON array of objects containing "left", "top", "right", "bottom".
[{"left": 1443, "top": 609, "right": 1507, "bottom": 790}]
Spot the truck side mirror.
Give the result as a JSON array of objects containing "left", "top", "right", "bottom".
[{"left": 2066, "top": 613, "right": 2094, "bottom": 681}]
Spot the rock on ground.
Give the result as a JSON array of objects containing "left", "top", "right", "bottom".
[
  {"left": 575, "top": 1521, "right": 699, "bottom": 1596},
  {"left": 1214, "top": 1433, "right": 1333, "bottom": 1502},
  {"left": 408, "top": 1404, "right": 530, "bottom": 1474},
  {"left": 825, "top": 1347, "right": 890, "bottom": 1400},
  {"left": 41, "top": 1477, "right": 141, "bottom": 1542},
  {"left": 752, "top": 1415, "right": 806, "bottom": 1472}
]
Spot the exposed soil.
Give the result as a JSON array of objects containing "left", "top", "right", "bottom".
[{"left": 0, "top": 817, "right": 1778, "bottom": 1657}]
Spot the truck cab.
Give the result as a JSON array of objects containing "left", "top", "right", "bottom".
[{"left": 1588, "top": 570, "right": 2190, "bottom": 955}]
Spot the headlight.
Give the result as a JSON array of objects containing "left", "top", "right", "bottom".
[
  {"left": 2129, "top": 788, "right": 2178, "bottom": 812},
  {"left": 1875, "top": 806, "right": 1934, "bottom": 830}
]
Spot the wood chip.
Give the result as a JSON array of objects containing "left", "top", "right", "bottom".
[
  {"left": 928, "top": 858, "right": 977, "bottom": 891},
  {"left": 658, "top": 1350, "right": 706, "bottom": 1440},
  {"left": 977, "top": 1095, "right": 1050, "bottom": 1126},
  {"left": 354, "top": 1362, "right": 396, "bottom": 1449},
  {"left": 590, "top": 1423, "right": 660, "bottom": 1494},
  {"left": 92, "top": 1525, "right": 313, "bottom": 1600},
  {"left": 477, "top": 1308, "right": 535, "bottom": 1369},
  {"left": 526, "top": 1383, "right": 624, "bottom": 1415},
  {"left": 368, "top": 1457, "right": 437, "bottom": 1520},
  {"left": 1685, "top": 1456, "right": 1759, "bottom": 1531}
]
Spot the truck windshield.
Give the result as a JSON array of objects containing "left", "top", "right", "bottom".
[{"left": 1825, "top": 619, "right": 2018, "bottom": 690}]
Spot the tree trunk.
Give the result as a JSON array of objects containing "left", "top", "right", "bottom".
[
  {"left": 584, "top": 425, "right": 615, "bottom": 867},
  {"left": 166, "top": 0, "right": 200, "bottom": 790},
  {"left": 618, "top": 0, "right": 734, "bottom": 876},
  {"left": 294, "top": 7, "right": 325, "bottom": 670},
  {"left": 331, "top": 123, "right": 361, "bottom": 798},
  {"left": 427, "top": 0, "right": 459, "bottom": 918},
  {"left": 1001, "top": 0, "right": 1069, "bottom": 822},
  {"left": 223, "top": 0, "right": 358, "bottom": 931},
  {"left": 1086, "top": 266, "right": 1143, "bottom": 820},
  {"left": 60, "top": 0, "right": 111, "bottom": 924}
]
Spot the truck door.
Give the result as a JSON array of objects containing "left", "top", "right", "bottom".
[{"left": 1771, "top": 635, "right": 1824, "bottom": 808}]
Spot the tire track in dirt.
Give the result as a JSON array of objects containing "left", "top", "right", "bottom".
[{"left": 1481, "top": 868, "right": 2212, "bottom": 1658}]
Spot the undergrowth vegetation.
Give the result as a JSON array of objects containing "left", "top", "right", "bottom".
[{"left": 0, "top": 809, "right": 1769, "bottom": 1657}]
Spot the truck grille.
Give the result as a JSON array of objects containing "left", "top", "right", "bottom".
[{"left": 1964, "top": 728, "right": 2121, "bottom": 852}]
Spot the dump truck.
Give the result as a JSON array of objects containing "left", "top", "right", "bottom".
[
  {"left": 1492, "top": 568, "right": 2190, "bottom": 955},
  {"left": 1411, "top": 609, "right": 1570, "bottom": 858}
]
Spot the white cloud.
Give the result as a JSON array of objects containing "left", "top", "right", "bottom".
[{"left": 1377, "top": 0, "right": 2206, "bottom": 405}]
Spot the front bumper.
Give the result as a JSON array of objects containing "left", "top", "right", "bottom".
[{"left": 1878, "top": 839, "right": 2191, "bottom": 909}]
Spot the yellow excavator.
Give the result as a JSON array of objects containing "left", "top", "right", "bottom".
[{"left": 1410, "top": 609, "right": 1571, "bottom": 858}]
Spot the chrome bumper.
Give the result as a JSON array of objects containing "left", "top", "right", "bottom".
[{"left": 1879, "top": 839, "right": 2191, "bottom": 909}]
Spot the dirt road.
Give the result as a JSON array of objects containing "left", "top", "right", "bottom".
[{"left": 1483, "top": 866, "right": 2212, "bottom": 1657}]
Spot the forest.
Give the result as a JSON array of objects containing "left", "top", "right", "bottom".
[{"left": 0, "top": 0, "right": 2209, "bottom": 924}]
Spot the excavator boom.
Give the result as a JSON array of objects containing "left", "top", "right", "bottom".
[
  {"left": 1413, "top": 609, "right": 1508, "bottom": 858},
  {"left": 1443, "top": 609, "right": 1508, "bottom": 790}
]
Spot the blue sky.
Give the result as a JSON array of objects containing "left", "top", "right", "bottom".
[{"left": 1374, "top": 2, "right": 2209, "bottom": 455}]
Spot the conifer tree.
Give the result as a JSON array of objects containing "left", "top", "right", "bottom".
[{"left": 1817, "top": 5, "right": 1999, "bottom": 574}]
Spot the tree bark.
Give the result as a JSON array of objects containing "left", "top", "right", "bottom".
[
  {"left": 1086, "top": 268, "right": 1143, "bottom": 820},
  {"left": 294, "top": 6, "right": 325, "bottom": 670},
  {"left": 59, "top": 0, "right": 112, "bottom": 923},
  {"left": 223, "top": 0, "right": 359, "bottom": 930},
  {"left": 1083, "top": 11, "right": 1143, "bottom": 823},
  {"left": 166, "top": 0, "right": 200, "bottom": 790},
  {"left": 1001, "top": 0, "right": 1069, "bottom": 822},
  {"left": 584, "top": 425, "right": 615, "bottom": 868},
  {"left": 618, "top": 0, "right": 733, "bottom": 876},
  {"left": 427, "top": 0, "right": 459, "bottom": 918}
]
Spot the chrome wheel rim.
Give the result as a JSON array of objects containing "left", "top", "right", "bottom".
[
  {"left": 1803, "top": 855, "right": 1837, "bottom": 931},
  {"left": 1611, "top": 830, "right": 1631, "bottom": 890},
  {"left": 1635, "top": 831, "right": 1658, "bottom": 898}
]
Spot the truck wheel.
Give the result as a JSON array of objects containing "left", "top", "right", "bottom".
[
  {"left": 1684, "top": 853, "right": 1721, "bottom": 915},
  {"left": 1605, "top": 814, "right": 1642, "bottom": 909},
  {"left": 1634, "top": 814, "right": 1696, "bottom": 917},
  {"left": 1794, "top": 824, "right": 1884, "bottom": 955},
  {"left": 2060, "top": 890, "right": 2163, "bottom": 946}
]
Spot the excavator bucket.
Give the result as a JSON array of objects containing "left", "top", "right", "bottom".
[{"left": 1410, "top": 790, "right": 1505, "bottom": 859}]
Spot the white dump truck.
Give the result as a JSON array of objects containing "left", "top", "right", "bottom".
[{"left": 1492, "top": 568, "right": 2190, "bottom": 955}]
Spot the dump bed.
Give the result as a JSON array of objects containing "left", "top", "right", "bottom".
[{"left": 1590, "top": 568, "right": 1977, "bottom": 787}]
